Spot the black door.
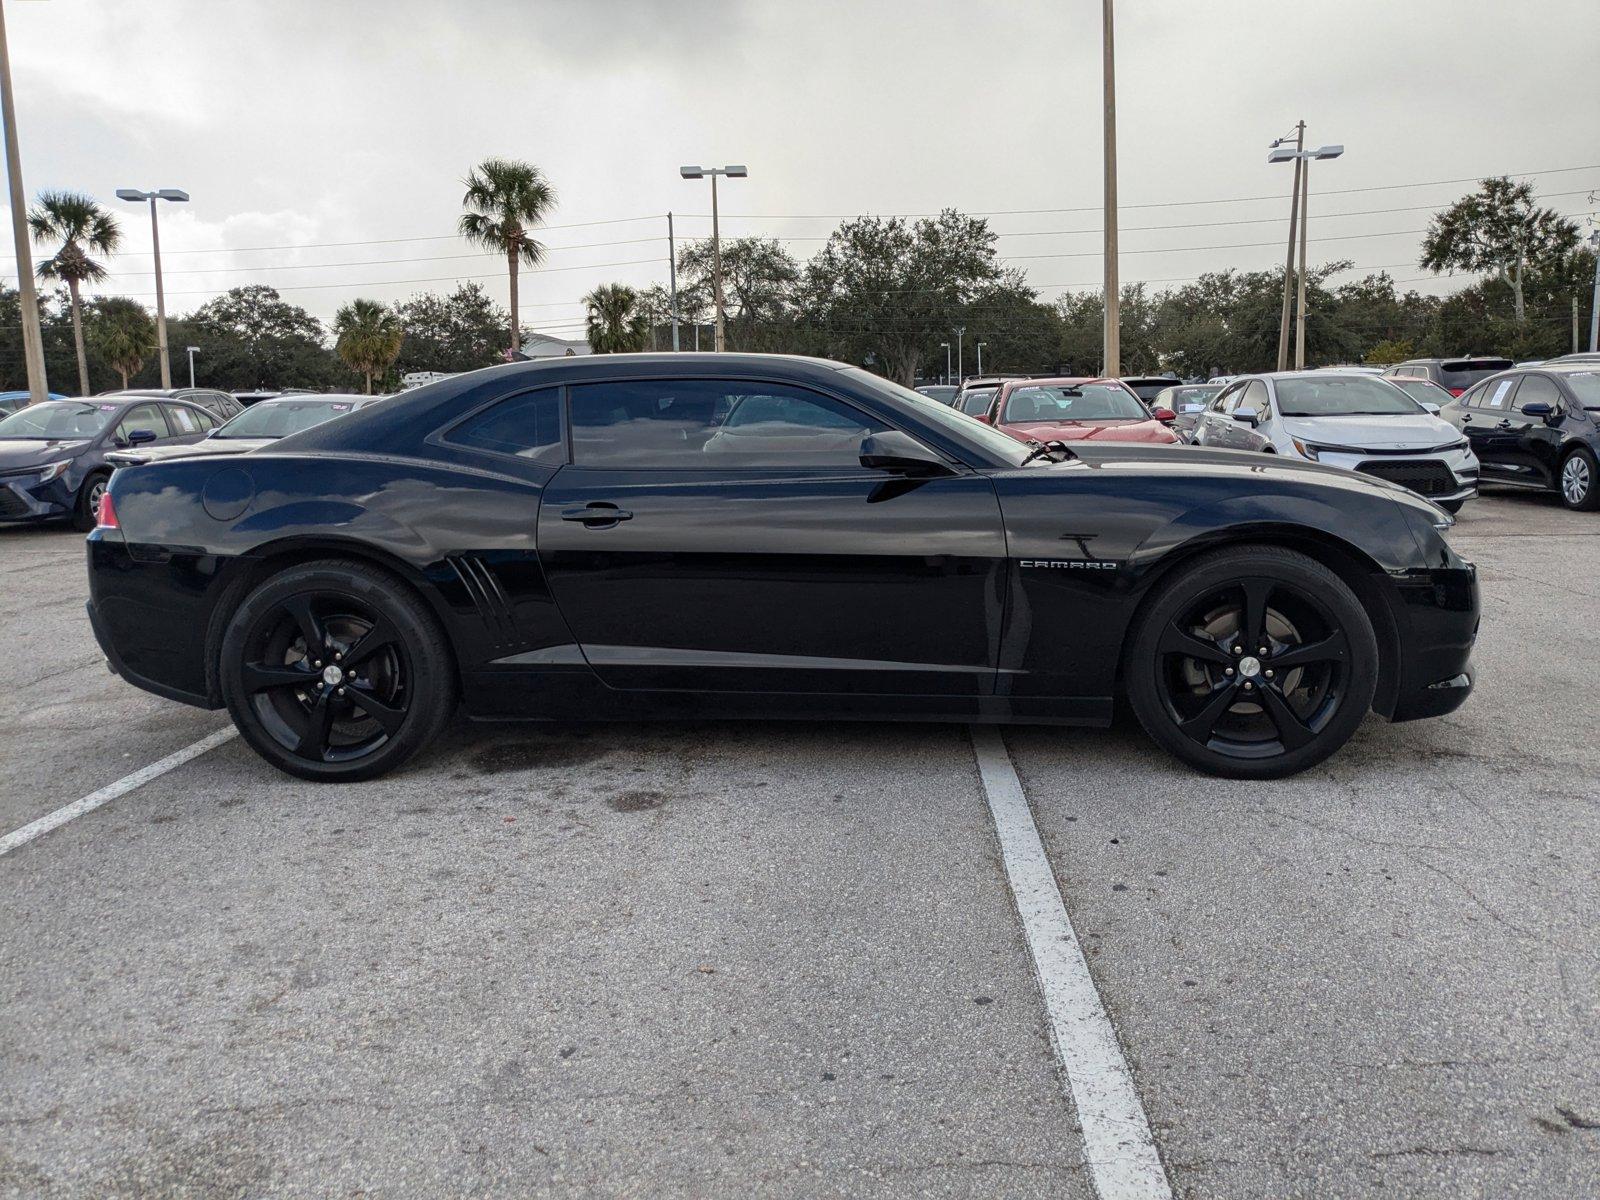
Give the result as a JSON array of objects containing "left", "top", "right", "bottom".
[
  {"left": 1463, "top": 376, "right": 1520, "bottom": 480},
  {"left": 536, "top": 377, "right": 1008, "bottom": 697},
  {"left": 1501, "top": 374, "right": 1566, "bottom": 487}
]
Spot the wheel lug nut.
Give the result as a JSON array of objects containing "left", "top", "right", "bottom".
[
  {"left": 1224, "top": 667, "right": 1235, "bottom": 676},
  {"left": 1233, "top": 646, "right": 1243, "bottom": 655},
  {"left": 1258, "top": 646, "right": 1268, "bottom": 655},
  {"left": 1265, "top": 669, "right": 1274, "bottom": 678},
  {"left": 1243, "top": 681, "right": 1253, "bottom": 690},
  {"left": 313, "top": 660, "right": 322, "bottom": 668},
  {"left": 334, "top": 652, "right": 342, "bottom": 661},
  {"left": 337, "top": 687, "right": 345, "bottom": 696}
]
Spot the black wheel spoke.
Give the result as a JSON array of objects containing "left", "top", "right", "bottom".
[
  {"left": 1160, "top": 623, "right": 1231, "bottom": 665},
  {"left": 241, "top": 661, "right": 312, "bottom": 694},
  {"left": 282, "top": 595, "right": 328, "bottom": 657},
  {"left": 343, "top": 617, "right": 400, "bottom": 668},
  {"left": 346, "top": 685, "right": 406, "bottom": 735},
  {"left": 292, "top": 693, "right": 336, "bottom": 760},
  {"left": 1178, "top": 680, "right": 1239, "bottom": 743},
  {"left": 1257, "top": 683, "right": 1316, "bottom": 750},
  {"left": 1239, "top": 578, "right": 1273, "bottom": 651},
  {"left": 1271, "top": 629, "right": 1349, "bottom": 670}
]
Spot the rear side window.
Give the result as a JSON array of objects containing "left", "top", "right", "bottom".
[
  {"left": 568, "top": 379, "right": 886, "bottom": 469},
  {"left": 1482, "top": 378, "right": 1516, "bottom": 409},
  {"left": 444, "top": 387, "right": 564, "bottom": 463},
  {"left": 166, "top": 405, "right": 200, "bottom": 434}
]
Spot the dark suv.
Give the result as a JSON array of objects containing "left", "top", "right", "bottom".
[
  {"left": 1383, "top": 357, "right": 1513, "bottom": 398},
  {"left": 1438, "top": 364, "right": 1600, "bottom": 510}
]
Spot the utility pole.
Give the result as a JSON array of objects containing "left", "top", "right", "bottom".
[
  {"left": 1275, "top": 120, "right": 1304, "bottom": 372},
  {"left": 667, "top": 211, "right": 680, "bottom": 351},
  {"left": 977, "top": 341, "right": 987, "bottom": 375},
  {"left": 940, "top": 341, "right": 952, "bottom": 385},
  {"left": 1101, "top": 0, "right": 1120, "bottom": 377},
  {"left": 185, "top": 345, "right": 199, "bottom": 387},
  {"left": 117, "top": 188, "right": 189, "bottom": 387},
  {"left": 956, "top": 326, "right": 965, "bottom": 382},
  {"left": 1589, "top": 230, "right": 1600, "bottom": 353},
  {"left": 0, "top": 0, "right": 48, "bottom": 404},
  {"left": 679, "top": 165, "right": 746, "bottom": 353},
  {"left": 1294, "top": 157, "right": 1310, "bottom": 369}
]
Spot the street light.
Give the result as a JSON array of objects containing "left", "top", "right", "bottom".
[
  {"left": 679, "top": 164, "right": 747, "bottom": 352},
  {"left": 1101, "top": 0, "right": 1120, "bottom": 376},
  {"left": 1269, "top": 123, "right": 1305, "bottom": 371},
  {"left": 0, "top": 0, "right": 49, "bottom": 403},
  {"left": 977, "top": 341, "right": 988, "bottom": 375},
  {"left": 1268, "top": 139, "right": 1343, "bottom": 369},
  {"left": 116, "top": 187, "right": 188, "bottom": 386},
  {"left": 940, "top": 341, "right": 952, "bottom": 385},
  {"left": 185, "top": 345, "right": 199, "bottom": 388}
]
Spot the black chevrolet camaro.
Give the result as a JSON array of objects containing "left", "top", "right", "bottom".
[{"left": 86, "top": 354, "right": 1479, "bottom": 782}]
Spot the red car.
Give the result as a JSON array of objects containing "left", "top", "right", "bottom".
[{"left": 972, "top": 376, "right": 1181, "bottom": 445}]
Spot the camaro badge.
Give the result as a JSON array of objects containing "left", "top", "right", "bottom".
[{"left": 1019, "top": 559, "right": 1121, "bottom": 570}]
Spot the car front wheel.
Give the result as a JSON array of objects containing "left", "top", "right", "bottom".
[
  {"left": 1125, "top": 546, "right": 1379, "bottom": 778},
  {"left": 219, "top": 560, "right": 456, "bottom": 781}
]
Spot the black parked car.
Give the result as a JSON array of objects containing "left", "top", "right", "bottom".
[
  {"left": 105, "top": 387, "right": 244, "bottom": 422},
  {"left": 1439, "top": 363, "right": 1600, "bottom": 510},
  {"left": 87, "top": 354, "right": 1478, "bottom": 783},
  {"left": 1382, "top": 357, "right": 1513, "bottom": 398},
  {"left": 0, "top": 396, "right": 221, "bottom": 528}
]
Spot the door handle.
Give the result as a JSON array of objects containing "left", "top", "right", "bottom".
[{"left": 561, "top": 502, "right": 633, "bottom": 525}]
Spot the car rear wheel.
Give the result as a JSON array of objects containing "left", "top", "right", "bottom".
[
  {"left": 219, "top": 560, "right": 455, "bottom": 781},
  {"left": 1559, "top": 447, "right": 1599, "bottom": 511},
  {"left": 1125, "top": 546, "right": 1378, "bottom": 778},
  {"left": 73, "top": 472, "right": 109, "bottom": 532}
]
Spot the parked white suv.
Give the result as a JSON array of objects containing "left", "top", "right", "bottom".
[{"left": 1191, "top": 371, "right": 1479, "bottom": 511}]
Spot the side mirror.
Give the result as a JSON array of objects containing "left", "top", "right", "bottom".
[
  {"left": 859, "top": 430, "right": 956, "bottom": 477},
  {"left": 127, "top": 428, "right": 158, "bottom": 445},
  {"left": 1232, "top": 406, "right": 1262, "bottom": 427},
  {"left": 1420, "top": 401, "right": 1442, "bottom": 415},
  {"left": 1151, "top": 406, "right": 1176, "bottom": 422},
  {"left": 1519, "top": 401, "right": 1553, "bottom": 418}
]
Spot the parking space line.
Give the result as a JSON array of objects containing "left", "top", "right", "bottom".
[
  {"left": 0, "top": 726, "right": 238, "bottom": 858},
  {"left": 970, "top": 727, "right": 1172, "bottom": 1200}
]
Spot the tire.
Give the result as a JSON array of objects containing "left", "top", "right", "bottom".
[
  {"left": 219, "top": 560, "right": 456, "bottom": 782},
  {"left": 1558, "top": 447, "right": 1600, "bottom": 511},
  {"left": 73, "top": 472, "right": 110, "bottom": 532},
  {"left": 1124, "top": 546, "right": 1379, "bottom": 778}
]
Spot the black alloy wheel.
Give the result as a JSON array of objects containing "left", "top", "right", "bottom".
[
  {"left": 1126, "top": 547, "right": 1378, "bottom": 778},
  {"left": 220, "top": 561, "right": 454, "bottom": 781}
]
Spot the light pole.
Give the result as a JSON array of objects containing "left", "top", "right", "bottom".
[
  {"left": 116, "top": 187, "right": 187, "bottom": 387},
  {"left": 955, "top": 326, "right": 965, "bottom": 382},
  {"left": 1101, "top": 0, "right": 1120, "bottom": 377},
  {"left": 1588, "top": 230, "right": 1599, "bottom": 353},
  {"left": 679, "top": 164, "right": 747, "bottom": 352},
  {"left": 667, "top": 211, "right": 680, "bottom": 351},
  {"left": 1269, "top": 140, "right": 1343, "bottom": 369},
  {"left": 940, "top": 341, "right": 952, "bottom": 385},
  {"left": 185, "top": 345, "right": 199, "bottom": 387},
  {"left": 1269, "top": 123, "right": 1305, "bottom": 372},
  {"left": 0, "top": 0, "right": 48, "bottom": 404},
  {"left": 977, "top": 341, "right": 988, "bottom": 375}
]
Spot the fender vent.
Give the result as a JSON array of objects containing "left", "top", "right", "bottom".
[{"left": 447, "top": 555, "right": 517, "bottom": 649}]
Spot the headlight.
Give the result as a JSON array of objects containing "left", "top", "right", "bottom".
[
  {"left": 1289, "top": 437, "right": 1319, "bottom": 461},
  {"left": 38, "top": 460, "right": 71, "bottom": 482}
]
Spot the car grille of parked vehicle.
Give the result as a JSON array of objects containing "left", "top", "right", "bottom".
[
  {"left": 1355, "top": 459, "right": 1459, "bottom": 496},
  {"left": 0, "top": 485, "right": 32, "bottom": 518}
]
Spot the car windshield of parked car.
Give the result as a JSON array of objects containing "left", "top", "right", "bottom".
[
  {"left": 1389, "top": 378, "right": 1453, "bottom": 405},
  {"left": 1002, "top": 384, "right": 1146, "bottom": 423},
  {"left": 0, "top": 400, "right": 117, "bottom": 439},
  {"left": 838, "top": 367, "right": 1036, "bottom": 465},
  {"left": 1558, "top": 371, "right": 1600, "bottom": 408},
  {"left": 212, "top": 399, "right": 359, "bottom": 439},
  {"left": 1275, "top": 376, "right": 1422, "bottom": 417}
]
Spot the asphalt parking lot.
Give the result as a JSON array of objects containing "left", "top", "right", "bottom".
[{"left": 2, "top": 491, "right": 1598, "bottom": 1199}]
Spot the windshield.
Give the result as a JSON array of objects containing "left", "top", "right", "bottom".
[
  {"left": 1275, "top": 376, "right": 1422, "bottom": 417},
  {"left": 839, "top": 368, "right": 1033, "bottom": 465},
  {"left": 213, "top": 399, "right": 360, "bottom": 439},
  {"left": 957, "top": 387, "right": 997, "bottom": 416},
  {"left": 1390, "top": 378, "right": 1452, "bottom": 405},
  {"left": 1002, "top": 384, "right": 1146, "bottom": 423},
  {"left": 0, "top": 400, "right": 117, "bottom": 440},
  {"left": 1558, "top": 371, "right": 1600, "bottom": 409}
]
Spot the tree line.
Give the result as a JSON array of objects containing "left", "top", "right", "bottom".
[{"left": 3, "top": 169, "right": 1592, "bottom": 396}]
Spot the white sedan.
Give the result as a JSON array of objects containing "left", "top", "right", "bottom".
[{"left": 1191, "top": 371, "right": 1478, "bottom": 512}]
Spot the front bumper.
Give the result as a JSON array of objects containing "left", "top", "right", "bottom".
[
  {"left": 0, "top": 471, "right": 71, "bottom": 522},
  {"left": 1385, "top": 560, "right": 1479, "bottom": 722},
  {"left": 1312, "top": 446, "right": 1478, "bottom": 504}
]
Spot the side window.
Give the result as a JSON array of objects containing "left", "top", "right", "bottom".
[
  {"left": 1512, "top": 375, "right": 1561, "bottom": 413},
  {"left": 165, "top": 404, "right": 200, "bottom": 434},
  {"left": 568, "top": 379, "right": 888, "bottom": 469},
  {"left": 1214, "top": 384, "right": 1243, "bottom": 413},
  {"left": 115, "top": 403, "right": 169, "bottom": 442},
  {"left": 193, "top": 408, "right": 218, "bottom": 431},
  {"left": 443, "top": 386, "right": 564, "bottom": 462},
  {"left": 1240, "top": 380, "right": 1270, "bottom": 412},
  {"left": 1483, "top": 378, "right": 1516, "bottom": 409}
]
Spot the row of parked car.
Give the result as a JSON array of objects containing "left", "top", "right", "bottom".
[{"left": 913, "top": 353, "right": 1600, "bottom": 512}]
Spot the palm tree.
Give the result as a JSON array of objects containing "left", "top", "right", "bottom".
[
  {"left": 583, "top": 284, "right": 648, "bottom": 354},
  {"left": 458, "top": 159, "right": 556, "bottom": 356},
  {"left": 333, "top": 299, "right": 404, "bottom": 393},
  {"left": 88, "top": 297, "right": 157, "bottom": 389},
  {"left": 29, "top": 191, "right": 122, "bottom": 396}
]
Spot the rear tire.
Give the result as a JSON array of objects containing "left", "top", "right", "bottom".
[
  {"left": 219, "top": 560, "right": 455, "bottom": 782},
  {"left": 1559, "top": 447, "right": 1599, "bottom": 511},
  {"left": 73, "top": 472, "right": 109, "bottom": 532},
  {"left": 1124, "top": 546, "right": 1379, "bottom": 778}
]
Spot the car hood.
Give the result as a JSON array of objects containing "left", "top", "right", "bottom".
[
  {"left": 109, "top": 438, "right": 272, "bottom": 466},
  {"left": 999, "top": 418, "right": 1179, "bottom": 444},
  {"left": 1278, "top": 413, "right": 1460, "bottom": 449},
  {"left": 0, "top": 438, "right": 91, "bottom": 469}
]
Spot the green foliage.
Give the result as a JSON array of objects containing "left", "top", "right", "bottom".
[
  {"left": 174, "top": 285, "right": 340, "bottom": 390},
  {"left": 583, "top": 283, "right": 649, "bottom": 353},
  {"left": 675, "top": 237, "right": 801, "bottom": 352},
  {"left": 28, "top": 191, "right": 123, "bottom": 394},
  {"left": 459, "top": 158, "right": 557, "bottom": 352},
  {"left": 393, "top": 283, "right": 508, "bottom": 374},
  {"left": 333, "top": 298, "right": 405, "bottom": 392},
  {"left": 87, "top": 297, "right": 157, "bottom": 388},
  {"left": 1420, "top": 177, "right": 1580, "bottom": 322},
  {"left": 1362, "top": 337, "right": 1415, "bottom": 365}
]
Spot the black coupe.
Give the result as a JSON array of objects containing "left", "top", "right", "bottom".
[{"left": 86, "top": 354, "right": 1479, "bottom": 782}]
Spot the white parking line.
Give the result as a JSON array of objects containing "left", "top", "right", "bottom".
[
  {"left": 970, "top": 727, "right": 1172, "bottom": 1200},
  {"left": 0, "top": 726, "right": 238, "bottom": 858}
]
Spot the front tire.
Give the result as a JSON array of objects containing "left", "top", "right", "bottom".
[
  {"left": 1124, "top": 546, "right": 1379, "bottom": 778},
  {"left": 1559, "top": 447, "right": 1599, "bottom": 511},
  {"left": 219, "top": 560, "right": 455, "bottom": 781}
]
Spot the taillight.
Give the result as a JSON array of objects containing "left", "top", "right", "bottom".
[
  {"left": 1446, "top": 387, "right": 1465, "bottom": 397},
  {"left": 97, "top": 490, "right": 118, "bottom": 529}
]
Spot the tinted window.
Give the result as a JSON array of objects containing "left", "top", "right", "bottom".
[
  {"left": 1161, "top": 385, "right": 1221, "bottom": 413},
  {"left": 958, "top": 387, "right": 997, "bottom": 416},
  {"left": 1390, "top": 378, "right": 1453, "bottom": 405},
  {"left": 1240, "top": 380, "right": 1270, "bottom": 412},
  {"left": 166, "top": 404, "right": 201, "bottom": 434},
  {"left": 1482, "top": 378, "right": 1516, "bottom": 409},
  {"left": 1439, "top": 359, "right": 1513, "bottom": 391},
  {"left": 0, "top": 400, "right": 117, "bottom": 438},
  {"left": 1558, "top": 371, "right": 1600, "bottom": 408},
  {"left": 569, "top": 379, "right": 885, "bottom": 469},
  {"left": 1512, "top": 375, "right": 1561, "bottom": 412},
  {"left": 1001, "top": 384, "right": 1145, "bottom": 423},
  {"left": 442, "top": 387, "right": 564, "bottom": 462},
  {"left": 116, "top": 403, "right": 169, "bottom": 442},
  {"left": 1216, "top": 384, "right": 1245, "bottom": 414}
]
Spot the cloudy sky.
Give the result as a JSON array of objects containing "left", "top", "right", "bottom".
[{"left": 5, "top": 0, "right": 1597, "bottom": 334}]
